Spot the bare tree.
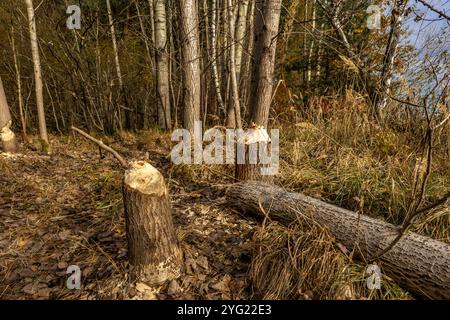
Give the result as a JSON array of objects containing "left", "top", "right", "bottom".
[
  {"left": 25, "top": 0, "right": 49, "bottom": 151},
  {"left": 10, "top": 23, "right": 27, "bottom": 140},
  {"left": 154, "top": 0, "right": 172, "bottom": 130},
  {"left": 234, "top": 0, "right": 250, "bottom": 81},
  {"left": 373, "top": 0, "right": 409, "bottom": 120},
  {"left": 210, "top": 0, "right": 226, "bottom": 116},
  {"left": 226, "top": 0, "right": 242, "bottom": 129},
  {"left": 180, "top": 0, "right": 201, "bottom": 131}
]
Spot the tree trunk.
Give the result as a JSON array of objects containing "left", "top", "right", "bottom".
[
  {"left": 25, "top": 0, "right": 49, "bottom": 151},
  {"left": 226, "top": 181, "right": 450, "bottom": 300},
  {"left": 234, "top": 0, "right": 249, "bottom": 81},
  {"left": 306, "top": 0, "right": 316, "bottom": 87},
  {"left": 279, "top": 0, "right": 300, "bottom": 69},
  {"left": 154, "top": 0, "right": 172, "bottom": 130},
  {"left": 106, "top": 0, "right": 123, "bottom": 89},
  {"left": 123, "top": 161, "right": 183, "bottom": 284},
  {"left": 10, "top": 24, "right": 27, "bottom": 140},
  {"left": 373, "top": 0, "right": 409, "bottom": 121},
  {"left": 180, "top": 0, "right": 201, "bottom": 131},
  {"left": 247, "top": 0, "right": 282, "bottom": 128},
  {"left": 0, "top": 76, "right": 18, "bottom": 153},
  {"left": 237, "top": 0, "right": 281, "bottom": 181},
  {"left": 106, "top": 0, "right": 131, "bottom": 129},
  {"left": 226, "top": 0, "right": 242, "bottom": 129}
]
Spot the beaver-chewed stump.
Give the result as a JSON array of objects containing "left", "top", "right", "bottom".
[{"left": 123, "top": 161, "right": 183, "bottom": 285}]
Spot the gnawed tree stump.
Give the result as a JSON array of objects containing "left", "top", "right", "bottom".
[
  {"left": 123, "top": 161, "right": 183, "bottom": 284},
  {"left": 234, "top": 127, "right": 275, "bottom": 183},
  {"left": 0, "top": 120, "right": 18, "bottom": 153},
  {"left": 226, "top": 181, "right": 450, "bottom": 299},
  {"left": 0, "top": 76, "right": 18, "bottom": 153}
]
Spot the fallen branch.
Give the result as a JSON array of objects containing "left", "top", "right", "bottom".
[{"left": 70, "top": 126, "right": 128, "bottom": 168}]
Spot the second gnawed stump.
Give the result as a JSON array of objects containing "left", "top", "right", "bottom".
[
  {"left": 234, "top": 127, "right": 276, "bottom": 183},
  {"left": 123, "top": 161, "right": 183, "bottom": 285}
]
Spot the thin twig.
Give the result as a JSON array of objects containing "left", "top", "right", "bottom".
[{"left": 71, "top": 126, "right": 128, "bottom": 169}]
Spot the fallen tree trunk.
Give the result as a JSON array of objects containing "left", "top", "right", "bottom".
[{"left": 226, "top": 181, "right": 450, "bottom": 299}]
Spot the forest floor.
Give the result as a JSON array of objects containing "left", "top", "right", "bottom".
[
  {"left": 1, "top": 114, "right": 448, "bottom": 300},
  {"left": 0, "top": 132, "right": 257, "bottom": 300}
]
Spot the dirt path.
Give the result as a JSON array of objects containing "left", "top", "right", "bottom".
[{"left": 0, "top": 136, "right": 257, "bottom": 299}]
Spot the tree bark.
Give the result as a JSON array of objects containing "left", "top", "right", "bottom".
[
  {"left": 0, "top": 76, "right": 18, "bottom": 153},
  {"left": 237, "top": 0, "right": 281, "bottom": 181},
  {"left": 25, "top": 0, "right": 49, "bottom": 151},
  {"left": 226, "top": 181, "right": 450, "bottom": 299},
  {"left": 123, "top": 161, "right": 183, "bottom": 284},
  {"left": 154, "top": 0, "right": 172, "bottom": 130},
  {"left": 247, "top": 0, "right": 282, "bottom": 128},
  {"left": 226, "top": 0, "right": 242, "bottom": 129},
  {"left": 180, "top": 0, "right": 201, "bottom": 131},
  {"left": 234, "top": 0, "right": 249, "bottom": 81}
]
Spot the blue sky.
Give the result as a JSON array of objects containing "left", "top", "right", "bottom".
[{"left": 405, "top": 0, "right": 449, "bottom": 48}]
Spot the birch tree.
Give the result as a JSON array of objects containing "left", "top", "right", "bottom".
[
  {"left": 226, "top": 0, "right": 242, "bottom": 129},
  {"left": 180, "top": 0, "right": 201, "bottom": 131},
  {"left": 25, "top": 0, "right": 49, "bottom": 151},
  {"left": 373, "top": 0, "right": 409, "bottom": 120},
  {"left": 154, "top": 0, "right": 172, "bottom": 130}
]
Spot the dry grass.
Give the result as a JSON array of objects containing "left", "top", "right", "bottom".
[
  {"left": 247, "top": 90, "right": 448, "bottom": 300},
  {"left": 249, "top": 218, "right": 412, "bottom": 300},
  {"left": 277, "top": 90, "right": 449, "bottom": 242}
]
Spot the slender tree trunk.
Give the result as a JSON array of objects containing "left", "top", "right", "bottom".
[
  {"left": 279, "top": 0, "right": 300, "bottom": 69},
  {"left": 154, "top": 0, "right": 172, "bottom": 129},
  {"left": 235, "top": 0, "right": 249, "bottom": 80},
  {"left": 25, "top": 0, "right": 49, "bottom": 151},
  {"left": 106, "top": 0, "right": 129, "bottom": 129},
  {"left": 239, "top": 0, "right": 255, "bottom": 112},
  {"left": 226, "top": 0, "right": 242, "bottom": 129},
  {"left": 306, "top": 0, "right": 316, "bottom": 86},
  {"left": 247, "top": 0, "right": 282, "bottom": 127},
  {"left": 10, "top": 24, "right": 27, "bottom": 140},
  {"left": 135, "top": 1, "right": 153, "bottom": 129},
  {"left": 315, "top": 16, "right": 326, "bottom": 85},
  {"left": 180, "top": 0, "right": 201, "bottom": 131},
  {"left": 106, "top": 0, "right": 123, "bottom": 89},
  {"left": 373, "top": 0, "right": 409, "bottom": 121},
  {"left": 0, "top": 77, "right": 18, "bottom": 153},
  {"left": 210, "top": 0, "right": 226, "bottom": 116}
]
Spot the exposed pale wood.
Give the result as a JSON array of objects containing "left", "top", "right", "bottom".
[
  {"left": 0, "top": 76, "right": 18, "bottom": 153},
  {"left": 226, "top": 181, "right": 450, "bottom": 299}
]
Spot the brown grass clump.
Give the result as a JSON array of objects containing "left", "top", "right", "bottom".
[{"left": 249, "top": 217, "right": 412, "bottom": 300}]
